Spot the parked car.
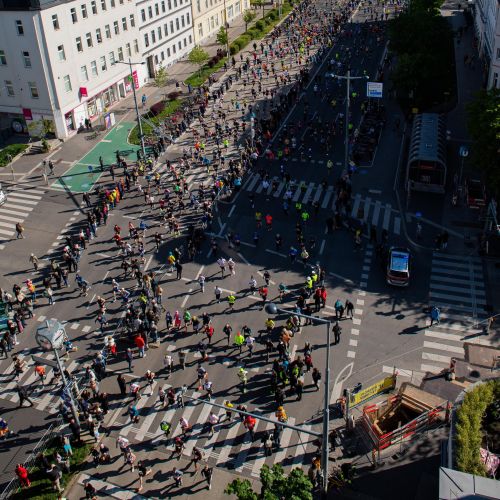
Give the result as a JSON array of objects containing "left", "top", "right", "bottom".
[
  {"left": 465, "top": 178, "right": 486, "bottom": 209},
  {"left": 0, "top": 183, "right": 6, "bottom": 206},
  {"left": 386, "top": 247, "right": 411, "bottom": 287}
]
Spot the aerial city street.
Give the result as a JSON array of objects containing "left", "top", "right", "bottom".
[{"left": 0, "top": 0, "right": 499, "bottom": 497}]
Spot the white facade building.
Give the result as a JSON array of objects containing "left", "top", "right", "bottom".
[
  {"left": 473, "top": 0, "right": 500, "bottom": 89},
  {"left": 137, "top": 0, "right": 194, "bottom": 77},
  {"left": 192, "top": 0, "right": 248, "bottom": 45}
]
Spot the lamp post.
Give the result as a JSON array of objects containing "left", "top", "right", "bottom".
[
  {"left": 265, "top": 302, "right": 331, "bottom": 494},
  {"left": 117, "top": 59, "right": 147, "bottom": 160},
  {"left": 327, "top": 71, "right": 369, "bottom": 172},
  {"left": 223, "top": 0, "right": 230, "bottom": 57},
  {"left": 35, "top": 319, "right": 80, "bottom": 424}
]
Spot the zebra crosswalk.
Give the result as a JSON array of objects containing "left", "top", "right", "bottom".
[
  {"left": 421, "top": 252, "right": 491, "bottom": 374},
  {"left": 244, "top": 174, "right": 402, "bottom": 235},
  {"left": 116, "top": 387, "right": 319, "bottom": 478},
  {"left": 0, "top": 184, "right": 45, "bottom": 246}
]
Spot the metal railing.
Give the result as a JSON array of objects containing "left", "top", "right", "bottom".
[{"left": 0, "top": 414, "right": 65, "bottom": 500}]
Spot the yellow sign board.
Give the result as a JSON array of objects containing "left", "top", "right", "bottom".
[{"left": 349, "top": 375, "right": 397, "bottom": 407}]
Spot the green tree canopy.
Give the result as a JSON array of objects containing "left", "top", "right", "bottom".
[
  {"left": 243, "top": 9, "right": 257, "bottom": 30},
  {"left": 250, "top": 0, "right": 265, "bottom": 18},
  {"left": 188, "top": 46, "right": 210, "bottom": 75},
  {"left": 154, "top": 65, "right": 168, "bottom": 87},
  {"left": 466, "top": 88, "right": 500, "bottom": 194},
  {"left": 225, "top": 464, "right": 313, "bottom": 500},
  {"left": 216, "top": 26, "right": 229, "bottom": 51}
]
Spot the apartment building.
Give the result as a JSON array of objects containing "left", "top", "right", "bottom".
[
  {"left": 473, "top": 0, "right": 500, "bottom": 88},
  {"left": 137, "top": 0, "right": 194, "bottom": 78},
  {"left": 192, "top": 0, "right": 248, "bottom": 45}
]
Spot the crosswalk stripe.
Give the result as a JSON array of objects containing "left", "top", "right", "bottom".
[
  {"left": 170, "top": 391, "right": 201, "bottom": 439},
  {"left": 350, "top": 194, "right": 361, "bottom": 218},
  {"left": 184, "top": 399, "right": 214, "bottom": 456},
  {"left": 420, "top": 364, "right": 444, "bottom": 374},
  {"left": 430, "top": 291, "right": 487, "bottom": 306},
  {"left": 290, "top": 424, "right": 314, "bottom": 467},
  {"left": 292, "top": 186, "right": 302, "bottom": 203},
  {"left": 0, "top": 228, "right": 14, "bottom": 236},
  {"left": 6, "top": 196, "right": 39, "bottom": 206},
  {"left": 0, "top": 221, "right": 16, "bottom": 229},
  {"left": 274, "top": 181, "right": 286, "bottom": 198},
  {"left": 255, "top": 180, "right": 266, "bottom": 194},
  {"left": 432, "top": 258, "right": 482, "bottom": 271},
  {"left": 6, "top": 192, "right": 42, "bottom": 201},
  {"left": 2, "top": 202, "right": 34, "bottom": 212},
  {"left": 234, "top": 419, "right": 261, "bottom": 472},
  {"left": 423, "top": 340, "right": 464, "bottom": 355},
  {"left": 302, "top": 182, "right": 315, "bottom": 205},
  {"left": 382, "top": 203, "right": 391, "bottom": 231},
  {"left": 422, "top": 351, "right": 451, "bottom": 364},
  {"left": 363, "top": 196, "right": 371, "bottom": 221},
  {"left": 273, "top": 417, "right": 295, "bottom": 465},
  {"left": 0, "top": 213, "right": 29, "bottom": 223},
  {"left": 431, "top": 275, "right": 484, "bottom": 287},
  {"left": 431, "top": 267, "right": 474, "bottom": 278},
  {"left": 215, "top": 419, "right": 243, "bottom": 466},
  {"left": 250, "top": 420, "right": 275, "bottom": 476},
  {"left": 312, "top": 185, "right": 323, "bottom": 204},
  {"left": 371, "top": 200, "right": 381, "bottom": 226},
  {"left": 435, "top": 253, "right": 482, "bottom": 263},
  {"left": 393, "top": 217, "right": 401, "bottom": 235},
  {"left": 246, "top": 175, "right": 260, "bottom": 192},
  {"left": 425, "top": 330, "right": 463, "bottom": 343},
  {"left": 0, "top": 208, "right": 31, "bottom": 218},
  {"left": 430, "top": 283, "right": 486, "bottom": 296},
  {"left": 321, "top": 187, "right": 333, "bottom": 209}
]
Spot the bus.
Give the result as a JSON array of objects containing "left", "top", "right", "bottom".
[{"left": 406, "top": 113, "right": 447, "bottom": 194}]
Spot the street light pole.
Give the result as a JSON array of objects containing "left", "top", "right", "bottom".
[
  {"left": 327, "top": 71, "right": 369, "bottom": 173},
  {"left": 223, "top": 0, "right": 230, "bottom": 57},
  {"left": 117, "top": 59, "right": 147, "bottom": 160},
  {"left": 265, "top": 303, "right": 331, "bottom": 494}
]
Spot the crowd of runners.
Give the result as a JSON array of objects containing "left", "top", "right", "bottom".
[{"left": 0, "top": 0, "right": 407, "bottom": 494}]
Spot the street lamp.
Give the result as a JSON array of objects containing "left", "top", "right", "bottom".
[
  {"left": 116, "top": 59, "right": 147, "bottom": 160},
  {"left": 223, "top": 0, "right": 230, "bottom": 57},
  {"left": 35, "top": 319, "right": 80, "bottom": 424},
  {"left": 327, "top": 71, "right": 369, "bottom": 173},
  {"left": 265, "top": 302, "right": 331, "bottom": 495}
]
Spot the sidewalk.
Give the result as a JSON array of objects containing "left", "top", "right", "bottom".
[{"left": 4, "top": 16, "right": 250, "bottom": 187}]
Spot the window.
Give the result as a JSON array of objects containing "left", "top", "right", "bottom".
[
  {"left": 109, "top": 50, "right": 115, "bottom": 65},
  {"left": 198, "top": 22, "right": 202, "bottom": 37},
  {"left": 101, "top": 0, "right": 106, "bottom": 10},
  {"left": 178, "top": 40, "right": 181, "bottom": 49},
  {"left": 5, "top": 80, "right": 15, "bottom": 96},
  {"left": 117, "top": 46, "right": 123, "bottom": 61},
  {"left": 122, "top": 17, "right": 127, "bottom": 30},
  {"left": 497, "top": 48, "right": 500, "bottom": 60},
  {"left": 168, "top": 0, "right": 172, "bottom": 8},
  {"left": 90, "top": 60, "right": 98, "bottom": 75},
  {"left": 161, "top": 51, "right": 164, "bottom": 60},
  {"left": 188, "top": 34, "right": 192, "bottom": 43},
  {"left": 80, "top": 64, "right": 89, "bottom": 81},
  {"left": 141, "top": 9, "right": 146, "bottom": 21},
  {"left": 161, "top": 1, "right": 165, "bottom": 12},
  {"left": 0, "top": 50, "right": 6, "bottom": 65},
  {"left": 176, "top": 18, "right": 179, "bottom": 30},
  {"left": 15, "top": 20, "right": 24, "bottom": 35},
  {"left": 91, "top": 0, "right": 97, "bottom": 13},
  {"left": 155, "top": 3, "right": 159, "bottom": 15},
  {"left": 158, "top": 26, "right": 162, "bottom": 39},
  {"left": 151, "top": 30, "right": 156, "bottom": 43},
  {"left": 70, "top": 7, "right": 77, "bottom": 23},
  {"left": 105, "top": 24, "right": 111, "bottom": 38},
  {"left": 113, "top": 21, "right": 119, "bottom": 34},
  {"left": 154, "top": 54, "right": 158, "bottom": 64},
  {"left": 126, "top": 42, "right": 131, "bottom": 56},
  {"left": 57, "top": 44, "right": 65, "bottom": 61},
  {"left": 96, "top": 28, "right": 102, "bottom": 43},
  {"left": 172, "top": 44, "right": 176, "bottom": 53},
  {"left": 100, "top": 55, "right": 106, "bottom": 71},
  {"left": 186, "top": 12, "right": 190, "bottom": 24},
  {"left": 170, "top": 20, "right": 174, "bottom": 32},
  {"left": 28, "top": 81, "right": 39, "bottom": 98},
  {"left": 164, "top": 24, "right": 168, "bottom": 36},
  {"left": 148, "top": 6, "right": 152, "bottom": 17},
  {"left": 63, "top": 74, "right": 72, "bottom": 92},
  {"left": 110, "top": 0, "right": 115, "bottom": 6},
  {"left": 129, "top": 14, "right": 135, "bottom": 27},
  {"left": 144, "top": 33, "right": 149, "bottom": 47},
  {"left": 81, "top": 4, "right": 88, "bottom": 18},
  {"left": 133, "top": 39, "right": 139, "bottom": 54},
  {"left": 493, "top": 72, "right": 499, "bottom": 89},
  {"left": 76, "top": 37, "right": 83, "bottom": 52},
  {"left": 181, "top": 15, "right": 185, "bottom": 27},
  {"left": 52, "top": 14, "right": 60, "bottom": 29},
  {"left": 174, "top": 0, "right": 177, "bottom": 7},
  {"left": 86, "top": 32, "right": 93, "bottom": 47},
  {"left": 22, "top": 51, "right": 31, "bottom": 67},
  {"left": 167, "top": 47, "right": 170, "bottom": 57},
  {"left": 196, "top": 0, "right": 200, "bottom": 12}
]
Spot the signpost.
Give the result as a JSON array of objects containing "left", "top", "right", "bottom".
[
  {"left": 458, "top": 145, "right": 469, "bottom": 185},
  {"left": 367, "top": 81, "right": 383, "bottom": 99}
]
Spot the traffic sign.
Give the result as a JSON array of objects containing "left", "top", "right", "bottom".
[
  {"left": 366, "top": 81, "right": 383, "bottom": 98},
  {"left": 88, "top": 165, "right": 93, "bottom": 171},
  {"left": 459, "top": 146, "right": 469, "bottom": 158}
]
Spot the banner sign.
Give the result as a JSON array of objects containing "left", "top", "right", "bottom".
[
  {"left": 349, "top": 375, "right": 396, "bottom": 406},
  {"left": 367, "top": 81, "right": 383, "bottom": 98}
]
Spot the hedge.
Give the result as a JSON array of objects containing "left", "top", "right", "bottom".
[
  {"left": 184, "top": 56, "right": 227, "bottom": 88},
  {"left": 455, "top": 381, "right": 496, "bottom": 476},
  {"left": 129, "top": 99, "right": 182, "bottom": 145},
  {"left": 0, "top": 144, "right": 28, "bottom": 167}
]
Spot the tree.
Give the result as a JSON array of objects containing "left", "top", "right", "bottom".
[
  {"left": 225, "top": 464, "right": 313, "bottom": 500},
  {"left": 216, "top": 26, "right": 229, "bottom": 54},
  {"left": 243, "top": 9, "right": 257, "bottom": 30},
  {"left": 154, "top": 64, "right": 168, "bottom": 87},
  {"left": 466, "top": 88, "right": 500, "bottom": 194},
  {"left": 188, "top": 46, "right": 210, "bottom": 76}
]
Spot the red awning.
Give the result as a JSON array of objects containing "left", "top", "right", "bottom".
[{"left": 79, "top": 87, "right": 88, "bottom": 97}]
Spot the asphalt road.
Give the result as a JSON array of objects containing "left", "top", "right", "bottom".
[{"left": 0, "top": 0, "right": 495, "bottom": 494}]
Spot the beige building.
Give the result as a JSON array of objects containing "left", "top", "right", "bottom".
[{"left": 191, "top": 0, "right": 248, "bottom": 45}]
